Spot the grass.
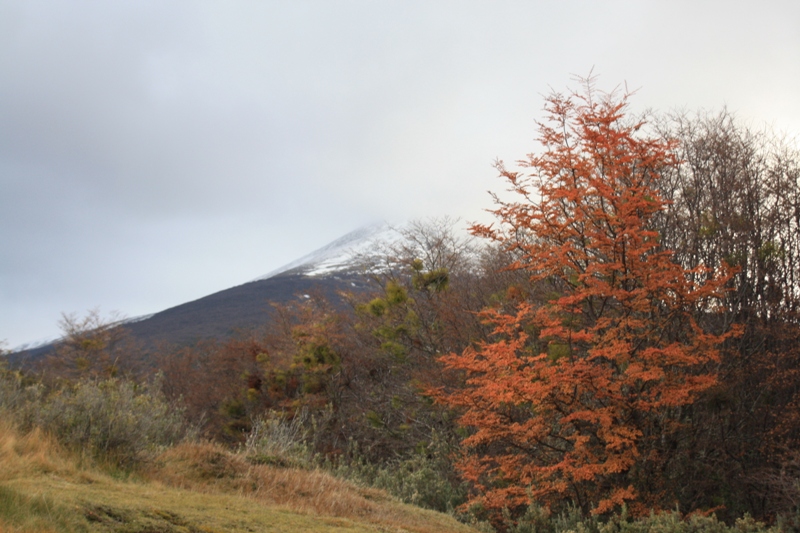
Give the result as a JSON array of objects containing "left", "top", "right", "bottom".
[{"left": 0, "top": 420, "right": 476, "bottom": 533}]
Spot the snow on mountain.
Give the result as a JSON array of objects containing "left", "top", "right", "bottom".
[
  {"left": 9, "top": 219, "right": 476, "bottom": 356},
  {"left": 10, "top": 335, "right": 61, "bottom": 354},
  {"left": 9, "top": 223, "right": 406, "bottom": 356},
  {"left": 253, "top": 221, "right": 402, "bottom": 281}
]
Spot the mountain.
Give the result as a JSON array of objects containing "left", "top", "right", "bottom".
[
  {"left": 9, "top": 223, "right": 396, "bottom": 364},
  {"left": 123, "top": 221, "right": 396, "bottom": 347},
  {"left": 252, "top": 221, "right": 396, "bottom": 280}
]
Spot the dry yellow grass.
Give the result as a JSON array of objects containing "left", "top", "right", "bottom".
[
  {"left": 0, "top": 420, "right": 476, "bottom": 533},
  {"left": 0, "top": 420, "right": 74, "bottom": 479},
  {"left": 149, "top": 441, "right": 471, "bottom": 532}
]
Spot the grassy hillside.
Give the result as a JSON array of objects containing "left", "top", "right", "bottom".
[{"left": 0, "top": 421, "right": 476, "bottom": 533}]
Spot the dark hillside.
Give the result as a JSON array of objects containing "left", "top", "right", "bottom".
[
  {"left": 9, "top": 268, "right": 371, "bottom": 366},
  {"left": 125, "top": 269, "right": 369, "bottom": 347},
  {"left": 7, "top": 223, "right": 391, "bottom": 367}
]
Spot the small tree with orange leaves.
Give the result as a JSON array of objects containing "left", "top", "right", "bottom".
[{"left": 437, "top": 80, "right": 737, "bottom": 520}]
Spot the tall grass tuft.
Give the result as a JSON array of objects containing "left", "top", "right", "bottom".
[
  {"left": 0, "top": 485, "right": 87, "bottom": 533},
  {"left": 241, "top": 409, "right": 312, "bottom": 468}
]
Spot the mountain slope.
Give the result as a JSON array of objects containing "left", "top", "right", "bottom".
[
  {"left": 124, "top": 270, "right": 367, "bottom": 348},
  {"left": 253, "top": 221, "right": 395, "bottom": 280},
  {"left": 9, "top": 224, "right": 395, "bottom": 363},
  {"left": 123, "top": 222, "right": 395, "bottom": 347}
]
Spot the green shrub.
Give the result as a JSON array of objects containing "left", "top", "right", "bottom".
[
  {"left": 0, "top": 370, "right": 191, "bottom": 469},
  {"left": 492, "top": 504, "right": 778, "bottom": 533},
  {"left": 370, "top": 450, "right": 466, "bottom": 513},
  {"left": 325, "top": 432, "right": 467, "bottom": 514}
]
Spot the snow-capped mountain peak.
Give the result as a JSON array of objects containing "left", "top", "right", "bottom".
[{"left": 252, "top": 221, "right": 400, "bottom": 281}]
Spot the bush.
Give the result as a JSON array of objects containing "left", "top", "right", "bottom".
[
  {"left": 325, "top": 431, "right": 467, "bottom": 514},
  {"left": 241, "top": 409, "right": 312, "bottom": 468},
  {"left": 489, "top": 504, "right": 778, "bottom": 533},
  {"left": 0, "top": 369, "right": 191, "bottom": 469},
  {"left": 370, "top": 449, "right": 467, "bottom": 513}
]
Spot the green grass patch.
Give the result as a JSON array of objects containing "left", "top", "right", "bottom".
[
  {"left": 3, "top": 473, "right": 453, "bottom": 533},
  {"left": 0, "top": 484, "right": 89, "bottom": 532}
]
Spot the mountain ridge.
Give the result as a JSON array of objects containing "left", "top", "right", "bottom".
[
  {"left": 252, "top": 220, "right": 395, "bottom": 281},
  {"left": 8, "top": 223, "right": 395, "bottom": 364}
]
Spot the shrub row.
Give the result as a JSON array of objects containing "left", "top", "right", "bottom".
[{"left": 0, "top": 367, "right": 191, "bottom": 468}]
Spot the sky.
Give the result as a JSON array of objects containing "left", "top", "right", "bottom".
[{"left": 2, "top": 1, "right": 799, "bottom": 349}]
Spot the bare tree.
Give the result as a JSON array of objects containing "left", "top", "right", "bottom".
[{"left": 45, "top": 308, "right": 141, "bottom": 379}]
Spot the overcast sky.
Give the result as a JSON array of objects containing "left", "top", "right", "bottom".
[{"left": 2, "top": 1, "right": 799, "bottom": 349}]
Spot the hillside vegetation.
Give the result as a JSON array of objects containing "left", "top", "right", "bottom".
[
  {"left": 0, "top": 411, "right": 781, "bottom": 533},
  {"left": 0, "top": 419, "right": 475, "bottom": 533},
  {"left": 5, "top": 79, "right": 800, "bottom": 531}
]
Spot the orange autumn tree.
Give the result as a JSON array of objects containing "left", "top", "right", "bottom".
[{"left": 438, "top": 81, "right": 736, "bottom": 518}]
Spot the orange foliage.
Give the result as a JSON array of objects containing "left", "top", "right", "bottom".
[{"left": 436, "top": 79, "right": 737, "bottom": 518}]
